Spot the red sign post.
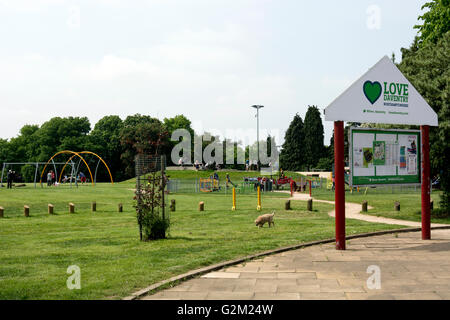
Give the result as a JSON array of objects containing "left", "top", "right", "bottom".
[
  {"left": 421, "top": 125, "right": 431, "bottom": 240},
  {"left": 334, "top": 121, "right": 346, "bottom": 250}
]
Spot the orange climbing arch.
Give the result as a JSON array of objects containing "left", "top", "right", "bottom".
[
  {"left": 58, "top": 151, "right": 114, "bottom": 184},
  {"left": 40, "top": 150, "right": 95, "bottom": 186}
]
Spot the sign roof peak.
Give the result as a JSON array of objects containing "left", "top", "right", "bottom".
[{"left": 324, "top": 56, "right": 438, "bottom": 126}]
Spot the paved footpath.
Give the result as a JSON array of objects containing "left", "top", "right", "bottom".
[
  {"left": 143, "top": 229, "right": 450, "bottom": 300},
  {"left": 141, "top": 194, "right": 449, "bottom": 300}
]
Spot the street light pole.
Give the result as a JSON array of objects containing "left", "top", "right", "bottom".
[{"left": 251, "top": 105, "right": 264, "bottom": 171}]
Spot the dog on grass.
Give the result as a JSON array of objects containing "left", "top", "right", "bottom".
[{"left": 255, "top": 211, "right": 275, "bottom": 228}]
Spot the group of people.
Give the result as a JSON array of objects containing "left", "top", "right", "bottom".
[
  {"left": 46, "top": 170, "right": 56, "bottom": 186},
  {"left": 253, "top": 176, "right": 273, "bottom": 191},
  {"left": 191, "top": 159, "right": 221, "bottom": 171},
  {"left": 6, "top": 170, "right": 16, "bottom": 189},
  {"left": 245, "top": 160, "right": 259, "bottom": 171},
  {"left": 47, "top": 170, "right": 87, "bottom": 186},
  {"left": 4, "top": 168, "right": 88, "bottom": 188}
]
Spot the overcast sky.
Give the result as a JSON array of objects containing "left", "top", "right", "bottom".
[{"left": 0, "top": 0, "right": 427, "bottom": 147}]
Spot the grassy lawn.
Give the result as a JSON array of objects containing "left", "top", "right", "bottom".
[
  {"left": 312, "top": 186, "right": 450, "bottom": 224},
  {"left": 1, "top": 180, "right": 405, "bottom": 300}
]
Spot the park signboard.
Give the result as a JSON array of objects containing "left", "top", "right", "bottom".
[
  {"left": 349, "top": 127, "right": 420, "bottom": 186},
  {"left": 324, "top": 55, "right": 438, "bottom": 248},
  {"left": 324, "top": 55, "right": 438, "bottom": 126}
]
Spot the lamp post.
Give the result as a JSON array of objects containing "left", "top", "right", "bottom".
[{"left": 251, "top": 105, "right": 264, "bottom": 171}]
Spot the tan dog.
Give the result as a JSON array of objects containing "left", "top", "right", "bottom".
[{"left": 255, "top": 211, "right": 275, "bottom": 228}]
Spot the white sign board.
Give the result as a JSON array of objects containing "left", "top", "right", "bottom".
[{"left": 324, "top": 56, "right": 438, "bottom": 126}]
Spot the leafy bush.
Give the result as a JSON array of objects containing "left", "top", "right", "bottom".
[
  {"left": 141, "top": 210, "right": 170, "bottom": 240},
  {"left": 431, "top": 208, "right": 450, "bottom": 219},
  {"left": 135, "top": 171, "right": 170, "bottom": 241}
]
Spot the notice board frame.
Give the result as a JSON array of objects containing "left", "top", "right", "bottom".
[{"left": 349, "top": 127, "right": 421, "bottom": 187}]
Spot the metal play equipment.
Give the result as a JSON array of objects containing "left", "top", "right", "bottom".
[
  {"left": 39, "top": 150, "right": 113, "bottom": 187},
  {"left": 57, "top": 151, "right": 113, "bottom": 185},
  {"left": 199, "top": 176, "right": 220, "bottom": 192},
  {"left": 256, "top": 185, "right": 261, "bottom": 211},
  {"left": 1, "top": 161, "right": 75, "bottom": 188},
  {"left": 231, "top": 187, "right": 236, "bottom": 211}
]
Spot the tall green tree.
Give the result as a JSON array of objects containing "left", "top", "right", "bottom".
[
  {"left": 163, "top": 115, "right": 194, "bottom": 138},
  {"left": 7, "top": 125, "right": 40, "bottom": 163},
  {"left": 280, "top": 113, "right": 305, "bottom": 171},
  {"left": 398, "top": 31, "right": 450, "bottom": 211},
  {"left": 303, "top": 105, "right": 325, "bottom": 169},
  {"left": 34, "top": 117, "right": 91, "bottom": 162},
  {"left": 0, "top": 139, "right": 9, "bottom": 164},
  {"left": 164, "top": 114, "right": 195, "bottom": 165},
  {"left": 120, "top": 114, "right": 169, "bottom": 178},
  {"left": 90, "top": 115, "right": 124, "bottom": 181},
  {"left": 414, "top": 0, "right": 450, "bottom": 46}
]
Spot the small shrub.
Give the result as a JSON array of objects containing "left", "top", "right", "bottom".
[
  {"left": 142, "top": 211, "right": 170, "bottom": 240},
  {"left": 431, "top": 208, "right": 450, "bottom": 219},
  {"left": 135, "top": 170, "right": 170, "bottom": 241}
]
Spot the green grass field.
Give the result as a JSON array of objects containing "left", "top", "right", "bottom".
[
  {"left": 312, "top": 186, "right": 450, "bottom": 224},
  {"left": 0, "top": 176, "right": 406, "bottom": 300}
]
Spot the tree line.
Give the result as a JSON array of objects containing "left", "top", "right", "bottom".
[
  {"left": 279, "top": 105, "right": 330, "bottom": 171},
  {"left": 0, "top": 113, "right": 280, "bottom": 182},
  {"left": 0, "top": 114, "right": 196, "bottom": 182}
]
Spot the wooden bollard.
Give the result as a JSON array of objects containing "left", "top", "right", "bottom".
[
  {"left": 24, "top": 205, "right": 30, "bottom": 217},
  {"left": 362, "top": 201, "right": 368, "bottom": 212},
  {"left": 92, "top": 202, "right": 96, "bottom": 212},
  {"left": 285, "top": 200, "right": 291, "bottom": 210},
  {"left": 430, "top": 200, "right": 434, "bottom": 210},
  {"left": 118, "top": 203, "right": 123, "bottom": 212},
  {"left": 307, "top": 199, "right": 313, "bottom": 211},
  {"left": 199, "top": 201, "right": 204, "bottom": 211},
  {"left": 48, "top": 204, "right": 54, "bottom": 214},
  {"left": 69, "top": 203, "right": 75, "bottom": 214},
  {"left": 394, "top": 201, "right": 400, "bottom": 211},
  {"left": 170, "top": 199, "right": 176, "bottom": 212},
  {"left": 0, "top": 206, "right": 4, "bottom": 218}
]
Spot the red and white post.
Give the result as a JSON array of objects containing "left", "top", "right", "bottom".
[
  {"left": 421, "top": 125, "right": 431, "bottom": 240},
  {"left": 334, "top": 121, "right": 346, "bottom": 250}
]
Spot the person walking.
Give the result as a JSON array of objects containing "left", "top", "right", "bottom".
[
  {"left": 7, "top": 170, "right": 13, "bottom": 189},
  {"left": 47, "top": 170, "right": 53, "bottom": 187},
  {"left": 226, "top": 173, "right": 236, "bottom": 188}
]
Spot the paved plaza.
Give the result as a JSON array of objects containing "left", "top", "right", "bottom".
[{"left": 143, "top": 229, "right": 450, "bottom": 300}]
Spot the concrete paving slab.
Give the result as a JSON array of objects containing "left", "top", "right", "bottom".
[{"left": 141, "top": 229, "right": 450, "bottom": 300}]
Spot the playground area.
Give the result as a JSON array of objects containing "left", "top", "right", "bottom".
[{"left": 0, "top": 150, "right": 114, "bottom": 189}]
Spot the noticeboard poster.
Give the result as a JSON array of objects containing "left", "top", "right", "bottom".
[{"left": 349, "top": 128, "right": 420, "bottom": 186}]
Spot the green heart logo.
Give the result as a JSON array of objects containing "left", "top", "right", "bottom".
[{"left": 363, "top": 81, "right": 382, "bottom": 105}]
